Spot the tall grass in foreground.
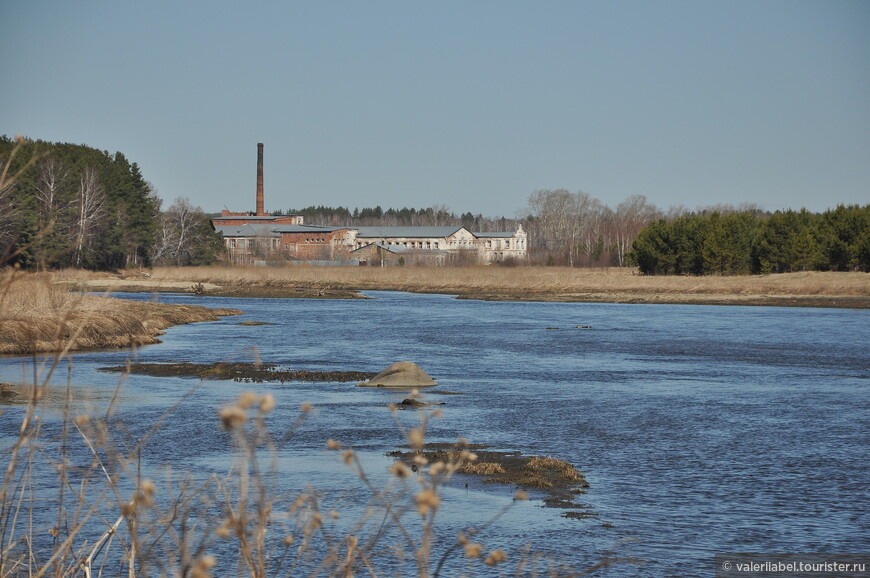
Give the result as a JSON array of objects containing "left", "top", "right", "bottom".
[{"left": 0, "top": 271, "right": 609, "bottom": 577}]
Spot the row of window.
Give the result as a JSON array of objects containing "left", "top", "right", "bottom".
[{"left": 228, "top": 236, "right": 526, "bottom": 252}]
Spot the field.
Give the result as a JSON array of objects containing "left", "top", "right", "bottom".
[{"left": 70, "top": 265, "right": 870, "bottom": 308}]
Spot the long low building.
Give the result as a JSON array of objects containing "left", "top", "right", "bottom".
[
  {"left": 213, "top": 218, "right": 527, "bottom": 264},
  {"left": 212, "top": 144, "right": 528, "bottom": 264}
]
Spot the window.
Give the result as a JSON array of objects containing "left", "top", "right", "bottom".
[{"left": 505, "top": 240, "right": 510, "bottom": 248}]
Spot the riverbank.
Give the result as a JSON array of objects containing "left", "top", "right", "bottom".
[
  {"left": 0, "top": 272, "right": 241, "bottom": 355},
  {"left": 66, "top": 266, "right": 870, "bottom": 308}
]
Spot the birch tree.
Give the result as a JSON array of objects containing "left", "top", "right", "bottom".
[{"left": 73, "top": 167, "right": 106, "bottom": 267}]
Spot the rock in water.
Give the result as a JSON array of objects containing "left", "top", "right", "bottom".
[{"left": 358, "top": 362, "right": 438, "bottom": 388}]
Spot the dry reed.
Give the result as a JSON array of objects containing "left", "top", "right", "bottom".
[{"left": 0, "top": 270, "right": 241, "bottom": 354}]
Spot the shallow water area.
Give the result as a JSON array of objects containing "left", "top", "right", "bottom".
[{"left": 1, "top": 290, "right": 868, "bottom": 576}]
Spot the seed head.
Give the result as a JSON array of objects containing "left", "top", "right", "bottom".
[
  {"left": 326, "top": 438, "right": 341, "bottom": 450},
  {"left": 415, "top": 488, "right": 440, "bottom": 516},
  {"left": 260, "top": 393, "right": 275, "bottom": 413},
  {"left": 464, "top": 543, "right": 482, "bottom": 558},
  {"left": 390, "top": 462, "right": 411, "bottom": 478},
  {"left": 485, "top": 549, "right": 508, "bottom": 566},
  {"left": 191, "top": 555, "right": 216, "bottom": 578},
  {"left": 238, "top": 391, "right": 258, "bottom": 409},
  {"left": 138, "top": 479, "right": 156, "bottom": 506},
  {"left": 408, "top": 428, "right": 424, "bottom": 449},
  {"left": 219, "top": 406, "right": 247, "bottom": 430},
  {"left": 459, "top": 450, "right": 478, "bottom": 463}
]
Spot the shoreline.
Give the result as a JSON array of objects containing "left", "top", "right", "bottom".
[
  {"left": 0, "top": 291, "right": 242, "bottom": 356},
  {"left": 70, "top": 267, "right": 870, "bottom": 309},
  {"left": 4, "top": 267, "right": 866, "bottom": 356}
]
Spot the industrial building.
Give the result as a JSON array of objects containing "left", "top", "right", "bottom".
[{"left": 211, "top": 144, "right": 527, "bottom": 265}]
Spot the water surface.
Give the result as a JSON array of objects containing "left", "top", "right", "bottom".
[{"left": 1, "top": 291, "right": 867, "bottom": 576}]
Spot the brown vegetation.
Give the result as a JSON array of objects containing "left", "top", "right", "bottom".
[
  {"left": 66, "top": 266, "right": 870, "bottom": 308},
  {"left": 0, "top": 270, "right": 241, "bottom": 354},
  {"left": 388, "top": 443, "right": 591, "bottom": 520}
]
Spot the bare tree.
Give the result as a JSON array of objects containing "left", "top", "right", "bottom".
[
  {"left": 527, "top": 189, "right": 595, "bottom": 265},
  {"left": 167, "top": 198, "right": 199, "bottom": 266},
  {"left": 152, "top": 214, "right": 179, "bottom": 264},
  {"left": 73, "top": 166, "right": 106, "bottom": 267},
  {"left": 0, "top": 161, "right": 18, "bottom": 254},
  {"left": 612, "top": 195, "right": 660, "bottom": 267},
  {"left": 35, "top": 157, "right": 70, "bottom": 216},
  {"left": 579, "top": 198, "right": 609, "bottom": 266},
  {"left": 155, "top": 198, "right": 220, "bottom": 266}
]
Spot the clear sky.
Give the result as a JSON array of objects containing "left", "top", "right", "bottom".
[{"left": 2, "top": 1, "right": 868, "bottom": 217}]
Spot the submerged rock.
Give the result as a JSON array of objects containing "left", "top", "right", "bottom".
[
  {"left": 358, "top": 361, "right": 438, "bottom": 388},
  {"left": 396, "top": 398, "right": 446, "bottom": 409}
]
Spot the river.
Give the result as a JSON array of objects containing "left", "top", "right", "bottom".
[{"left": 1, "top": 291, "right": 867, "bottom": 576}]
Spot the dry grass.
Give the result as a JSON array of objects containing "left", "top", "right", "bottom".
[
  {"left": 0, "top": 270, "right": 241, "bottom": 354},
  {"left": 526, "top": 456, "right": 584, "bottom": 483},
  {"left": 462, "top": 462, "right": 507, "bottom": 476},
  {"left": 60, "top": 266, "right": 870, "bottom": 307}
]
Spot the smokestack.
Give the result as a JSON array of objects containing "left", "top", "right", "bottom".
[{"left": 256, "top": 143, "right": 265, "bottom": 216}]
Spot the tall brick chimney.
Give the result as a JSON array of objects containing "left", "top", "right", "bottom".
[{"left": 256, "top": 142, "right": 265, "bottom": 216}]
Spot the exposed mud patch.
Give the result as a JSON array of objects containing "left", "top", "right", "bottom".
[
  {"left": 98, "top": 362, "right": 376, "bottom": 383},
  {"left": 387, "top": 443, "right": 593, "bottom": 519}
]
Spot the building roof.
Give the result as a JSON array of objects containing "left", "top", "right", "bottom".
[
  {"left": 355, "top": 226, "right": 466, "bottom": 239},
  {"left": 214, "top": 224, "right": 278, "bottom": 237},
  {"left": 212, "top": 215, "right": 282, "bottom": 221},
  {"left": 270, "top": 224, "right": 350, "bottom": 234}
]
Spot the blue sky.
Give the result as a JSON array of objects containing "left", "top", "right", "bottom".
[{"left": 2, "top": 1, "right": 868, "bottom": 217}]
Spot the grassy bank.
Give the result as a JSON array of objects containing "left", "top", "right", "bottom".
[
  {"left": 0, "top": 271, "right": 241, "bottom": 355},
  {"left": 71, "top": 266, "right": 870, "bottom": 308}
]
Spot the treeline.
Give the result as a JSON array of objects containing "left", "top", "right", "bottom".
[
  {"left": 282, "top": 204, "right": 521, "bottom": 232},
  {"left": 629, "top": 205, "right": 870, "bottom": 275},
  {"left": 523, "top": 189, "right": 662, "bottom": 266},
  {"left": 0, "top": 136, "right": 223, "bottom": 269}
]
